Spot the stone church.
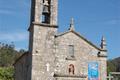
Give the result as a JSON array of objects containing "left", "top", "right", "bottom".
[{"left": 14, "top": 0, "right": 107, "bottom": 80}]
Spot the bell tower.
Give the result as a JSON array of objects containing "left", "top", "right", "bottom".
[
  {"left": 42, "top": 0, "right": 50, "bottom": 23},
  {"left": 28, "top": 0, "right": 58, "bottom": 80},
  {"left": 30, "top": 0, "right": 58, "bottom": 25}
]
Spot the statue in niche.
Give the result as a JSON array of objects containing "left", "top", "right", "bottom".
[{"left": 69, "top": 64, "right": 75, "bottom": 75}]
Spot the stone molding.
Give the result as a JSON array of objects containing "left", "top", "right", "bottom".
[{"left": 54, "top": 74, "right": 87, "bottom": 78}]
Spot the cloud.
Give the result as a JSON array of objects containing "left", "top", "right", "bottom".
[
  {"left": 0, "top": 32, "right": 28, "bottom": 42},
  {"left": 0, "top": 9, "right": 14, "bottom": 15},
  {"left": 108, "top": 20, "right": 120, "bottom": 24},
  {"left": 103, "top": 19, "right": 120, "bottom": 25},
  {"left": 15, "top": 47, "right": 28, "bottom": 51},
  {"left": 0, "top": 0, "right": 30, "bottom": 16}
]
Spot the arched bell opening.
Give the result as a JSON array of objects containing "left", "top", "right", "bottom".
[{"left": 41, "top": 0, "right": 51, "bottom": 24}]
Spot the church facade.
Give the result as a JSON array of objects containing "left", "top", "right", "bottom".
[{"left": 14, "top": 0, "right": 107, "bottom": 80}]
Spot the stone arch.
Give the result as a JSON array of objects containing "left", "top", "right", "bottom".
[{"left": 69, "top": 64, "right": 75, "bottom": 75}]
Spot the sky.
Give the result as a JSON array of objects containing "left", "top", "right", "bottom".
[{"left": 0, "top": 0, "right": 120, "bottom": 59}]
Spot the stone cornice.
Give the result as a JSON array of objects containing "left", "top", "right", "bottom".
[
  {"left": 98, "top": 52, "right": 107, "bottom": 57},
  {"left": 33, "top": 22, "right": 58, "bottom": 28},
  {"left": 28, "top": 22, "right": 58, "bottom": 31},
  {"left": 54, "top": 74, "right": 87, "bottom": 78}
]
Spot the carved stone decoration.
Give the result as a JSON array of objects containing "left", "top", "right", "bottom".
[{"left": 46, "top": 63, "right": 50, "bottom": 72}]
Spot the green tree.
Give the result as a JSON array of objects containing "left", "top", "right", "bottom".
[
  {"left": 0, "top": 42, "right": 25, "bottom": 67},
  {"left": 107, "top": 60, "right": 116, "bottom": 74},
  {"left": 0, "top": 42, "right": 26, "bottom": 79},
  {"left": 0, "top": 43, "right": 16, "bottom": 67},
  {"left": 0, "top": 67, "right": 14, "bottom": 80}
]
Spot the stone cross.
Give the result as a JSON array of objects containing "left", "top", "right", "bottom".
[
  {"left": 107, "top": 74, "right": 113, "bottom": 80},
  {"left": 46, "top": 63, "right": 50, "bottom": 72}
]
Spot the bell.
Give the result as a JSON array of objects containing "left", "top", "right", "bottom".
[{"left": 43, "top": 4, "right": 49, "bottom": 14}]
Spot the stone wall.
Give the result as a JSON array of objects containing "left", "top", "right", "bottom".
[
  {"left": 14, "top": 53, "right": 28, "bottom": 80},
  {"left": 54, "top": 32, "right": 102, "bottom": 79},
  {"left": 30, "top": 24, "right": 57, "bottom": 80},
  {"left": 14, "top": 30, "right": 107, "bottom": 80}
]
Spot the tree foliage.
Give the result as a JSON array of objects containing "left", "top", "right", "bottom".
[
  {"left": 0, "top": 42, "right": 25, "bottom": 67},
  {"left": 0, "top": 67, "right": 14, "bottom": 80},
  {"left": 107, "top": 60, "right": 116, "bottom": 74},
  {"left": 107, "top": 57, "right": 120, "bottom": 75},
  {"left": 0, "top": 42, "right": 25, "bottom": 80}
]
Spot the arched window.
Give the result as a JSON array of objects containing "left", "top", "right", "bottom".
[{"left": 69, "top": 64, "right": 75, "bottom": 75}]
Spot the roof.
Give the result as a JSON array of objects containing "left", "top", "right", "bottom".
[
  {"left": 55, "top": 30, "right": 103, "bottom": 51},
  {"left": 13, "top": 52, "right": 28, "bottom": 66}
]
